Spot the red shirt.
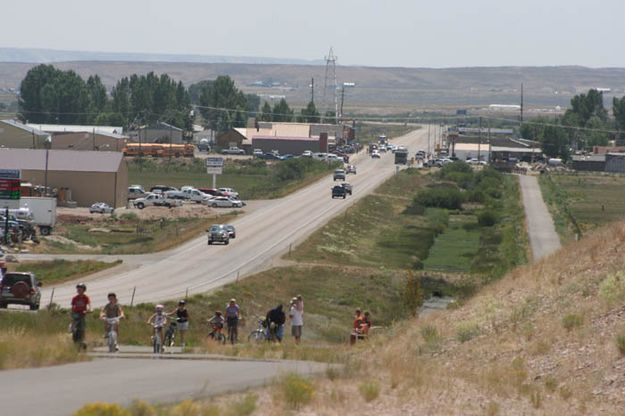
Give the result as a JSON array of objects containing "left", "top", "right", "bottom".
[{"left": 72, "top": 294, "right": 91, "bottom": 314}]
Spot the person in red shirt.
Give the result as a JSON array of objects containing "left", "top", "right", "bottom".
[
  {"left": 71, "top": 283, "right": 91, "bottom": 349},
  {"left": 350, "top": 308, "right": 364, "bottom": 345}
]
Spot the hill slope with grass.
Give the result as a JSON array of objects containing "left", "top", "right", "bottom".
[{"left": 333, "top": 220, "right": 625, "bottom": 415}]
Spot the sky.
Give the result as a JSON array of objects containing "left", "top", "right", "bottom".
[{"left": 2, "top": 0, "right": 625, "bottom": 68}]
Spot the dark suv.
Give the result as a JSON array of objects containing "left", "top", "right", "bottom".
[
  {"left": 0, "top": 272, "right": 42, "bottom": 310},
  {"left": 207, "top": 224, "right": 230, "bottom": 245},
  {"left": 332, "top": 185, "right": 347, "bottom": 199}
]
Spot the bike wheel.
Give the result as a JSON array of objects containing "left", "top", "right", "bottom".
[
  {"left": 248, "top": 330, "right": 265, "bottom": 344},
  {"left": 153, "top": 335, "right": 161, "bottom": 354},
  {"left": 108, "top": 331, "right": 117, "bottom": 353},
  {"left": 216, "top": 332, "right": 226, "bottom": 344}
]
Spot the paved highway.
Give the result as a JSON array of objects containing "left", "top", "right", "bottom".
[
  {"left": 0, "top": 357, "right": 329, "bottom": 416},
  {"left": 28, "top": 128, "right": 429, "bottom": 308}
]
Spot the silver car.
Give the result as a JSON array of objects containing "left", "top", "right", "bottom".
[
  {"left": 206, "top": 196, "right": 244, "bottom": 208},
  {"left": 90, "top": 202, "right": 115, "bottom": 214}
]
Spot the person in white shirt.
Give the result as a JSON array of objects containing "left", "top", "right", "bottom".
[{"left": 289, "top": 296, "right": 304, "bottom": 344}]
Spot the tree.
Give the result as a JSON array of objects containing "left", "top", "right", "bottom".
[
  {"left": 299, "top": 101, "right": 320, "bottom": 123},
  {"left": 86, "top": 75, "right": 107, "bottom": 118},
  {"left": 245, "top": 94, "right": 261, "bottom": 115},
  {"left": 258, "top": 102, "right": 272, "bottom": 121},
  {"left": 198, "top": 75, "right": 247, "bottom": 132},
  {"left": 613, "top": 96, "right": 625, "bottom": 144},
  {"left": 403, "top": 270, "right": 423, "bottom": 317},
  {"left": 323, "top": 110, "right": 336, "bottom": 124},
  {"left": 272, "top": 98, "right": 293, "bottom": 122}
]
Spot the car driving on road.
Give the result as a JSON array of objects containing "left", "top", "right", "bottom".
[
  {"left": 0, "top": 272, "right": 42, "bottom": 310},
  {"left": 341, "top": 182, "right": 353, "bottom": 195},
  {"left": 225, "top": 224, "right": 236, "bottom": 239},
  {"left": 371, "top": 149, "right": 381, "bottom": 159},
  {"left": 207, "top": 224, "right": 230, "bottom": 245},
  {"left": 332, "top": 185, "right": 347, "bottom": 199},
  {"left": 333, "top": 169, "right": 346, "bottom": 181}
]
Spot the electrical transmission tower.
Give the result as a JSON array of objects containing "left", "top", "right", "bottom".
[{"left": 323, "top": 47, "right": 338, "bottom": 124}]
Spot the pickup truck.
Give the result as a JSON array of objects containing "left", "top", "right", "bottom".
[
  {"left": 133, "top": 193, "right": 183, "bottom": 209},
  {"left": 182, "top": 188, "right": 210, "bottom": 203},
  {"left": 221, "top": 146, "right": 245, "bottom": 155}
]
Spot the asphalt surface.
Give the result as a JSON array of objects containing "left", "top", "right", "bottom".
[
  {"left": 0, "top": 357, "right": 329, "bottom": 416},
  {"left": 518, "top": 174, "right": 562, "bottom": 261},
  {"left": 21, "top": 128, "right": 429, "bottom": 308}
]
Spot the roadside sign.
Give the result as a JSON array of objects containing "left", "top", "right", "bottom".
[
  {"left": 205, "top": 157, "right": 224, "bottom": 175},
  {"left": 0, "top": 169, "right": 21, "bottom": 209}
]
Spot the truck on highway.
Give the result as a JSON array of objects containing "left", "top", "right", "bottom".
[
  {"left": 394, "top": 147, "right": 409, "bottom": 165},
  {"left": 18, "top": 197, "right": 56, "bottom": 236}
]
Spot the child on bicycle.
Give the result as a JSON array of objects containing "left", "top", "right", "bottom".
[
  {"left": 207, "top": 310, "right": 225, "bottom": 339},
  {"left": 99, "top": 293, "right": 124, "bottom": 349},
  {"left": 147, "top": 304, "right": 167, "bottom": 349}
]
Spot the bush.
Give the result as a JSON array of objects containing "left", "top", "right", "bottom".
[
  {"left": 456, "top": 321, "right": 480, "bottom": 343},
  {"left": 478, "top": 210, "right": 498, "bottom": 227},
  {"left": 226, "top": 394, "right": 256, "bottom": 416},
  {"left": 358, "top": 381, "right": 381, "bottom": 402},
  {"left": 598, "top": 272, "right": 625, "bottom": 307},
  {"left": 280, "top": 373, "right": 314, "bottom": 409},
  {"left": 73, "top": 403, "right": 130, "bottom": 416},
  {"left": 126, "top": 401, "right": 156, "bottom": 416},
  {"left": 413, "top": 187, "right": 464, "bottom": 210},
  {"left": 561, "top": 314, "right": 583, "bottom": 331},
  {"left": 119, "top": 212, "right": 139, "bottom": 222}
]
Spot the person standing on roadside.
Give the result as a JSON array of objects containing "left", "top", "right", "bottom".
[
  {"left": 289, "top": 297, "right": 304, "bottom": 344},
  {"left": 71, "top": 283, "right": 91, "bottom": 349},
  {"left": 168, "top": 300, "right": 189, "bottom": 348},
  {"left": 225, "top": 298, "right": 240, "bottom": 344}
]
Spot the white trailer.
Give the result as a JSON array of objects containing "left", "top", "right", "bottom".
[{"left": 18, "top": 197, "right": 57, "bottom": 235}]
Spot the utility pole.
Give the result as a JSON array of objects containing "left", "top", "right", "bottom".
[
  {"left": 477, "top": 117, "right": 482, "bottom": 161},
  {"left": 488, "top": 118, "right": 492, "bottom": 163},
  {"left": 310, "top": 77, "right": 314, "bottom": 104},
  {"left": 339, "top": 86, "right": 345, "bottom": 121},
  {"left": 520, "top": 83, "right": 524, "bottom": 123},
  {"left": 427, "top": 123, "right": 431, "bottom": 155},
  {"left": 92, "top": 127, "right": 96, "bottom": 151}
]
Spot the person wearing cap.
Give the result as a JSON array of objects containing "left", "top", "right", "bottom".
[
  {"left": 207, "top": 310, "right": 225, "bottom": 339},
  {"left": 100, "top": 292, "right": 124, "bottom": 350},
  {"left": 289, "top": 297, "right": 304, "bottom": 344},
  {"left": 225, "top": 298, "right": 240, "bottom": 344},
  {"left": 147, "top": 304, "right": 168, "bottom": 351},
  {"left": 168, "top": 300, "right": 189, "bottom": 348},
  {"left": 71, "top": 283, "right": 91, "bottom": 348}
]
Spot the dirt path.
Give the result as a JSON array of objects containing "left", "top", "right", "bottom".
[{"left": 518, "top": 174, "right": 561, "bottom": 261}]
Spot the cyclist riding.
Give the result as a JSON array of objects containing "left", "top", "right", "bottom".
[
  {"left": 207, "top": 310, "right": 225, "bottom": 339},
  {"left": 71, "top": 283, "right": 91, "bottom": 349},
  {"left": 147, "top": 304, "right": 168, "bottom": 350},
  {"left": 99, "top": 293, "right": 124, "bottom": 351}
]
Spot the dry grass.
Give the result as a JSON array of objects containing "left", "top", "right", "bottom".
[{"left": 0, "top": 329, "right": 85, "bottom": 370}]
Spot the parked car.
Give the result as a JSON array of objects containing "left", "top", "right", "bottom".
[
  {"left": 134, "top": 193, "right": 182, "bottom": 209},
  {"left": 197, "top": 188, "right": 226, "bottom": 197},
  {"left": 371, "top": 150, "right": 381, "bottom": 159},
  {"left": 90, "top": 202, "right": 115, "bottom": 214},
  {"left": 302, "top": 150, "right": 313, "bottom": 158},
  {"left": 253, "top": 148, "right": 263, "bottom": 157},
  {"left": 207, "top": 224, "right": 230, "bottom": 245},
  {"left": 182, "top": 188, "right": 210, "bottom": 203},
  {"left": 259, "top": 152, "right": 282, "bottom": 160},
  {"left": 225, "top": 224, "right": 236, "bottom": 239},
  {"left": 218, "top": 188, "right": 239, "bottom": 198},
  {"left": 332, "top": 185, "right": 347, "bottom": 199},
  {"left": 221, "top": 146, "right": 245, "bottom": 155},
  {"left": 150, "top": 185, "right": 177, "bottom": 194},
  {"left": 163, "top": 189, "right": 187, "bottom": 200},
  {"left": 333, "top": 169, "right": 346, "bottom": 181},
  {"left": 0, "top": 272, "right": 42, "bottom": 310},
  {"left": 206, "top": 196, "right": 244, "bottom": 208},
  {"left": 341, "top": 182, "right": 353, "bottom": 195},
  {"left": 128, "top": 186, "right": 146, "bottom": 200},
  {"left": 346, "top": 165, "right": 357, "bottom": 174}
]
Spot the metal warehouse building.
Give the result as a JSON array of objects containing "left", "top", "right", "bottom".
[
  {"left": 251, "top": 135, "right": 324, "bottom": 154},
  {"left": 0, "top": 149, "right": 128, "bottom": 207}
]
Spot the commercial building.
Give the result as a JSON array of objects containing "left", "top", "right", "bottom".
[
  {"left": 24, "top": 123, "right": 127, "bottom": 151},
  {"left": 0, "top": 149, "right": 127, "bottom": 207},
  {"left": 0, "top": 119, "right": 50, "bottom": 148},
  {"left": 451, "top": 137, "right": 542, "bottom": 162},
  {"left": 131, "top": 122, "right": 184, "bottom": 144}
]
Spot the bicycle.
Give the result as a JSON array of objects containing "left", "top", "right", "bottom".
[
  {"left": 208, "top": 323, "right": 227, "bottom": 344},
  {"left": 164, "top": 320, "right": 178, "bottom": 348},
  {"left": 103, "top": 317, "right": 120, "bottom": 353},
  {"left": 248, "top": 318, "right": 267, "bottom": 343},
  {"left": 151, "top": 324, "right": 164, "bottom": 354},
  {"left": 71, "top": 312, "right": 87, "bottom": 350}
]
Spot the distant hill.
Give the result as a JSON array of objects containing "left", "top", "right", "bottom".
[{"left": 1, "top": 50, "right": 625, "bottom": 112}]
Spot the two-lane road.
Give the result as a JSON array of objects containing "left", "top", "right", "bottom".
[{"left": 34, "top": 129, "right": 429, "bottom": 307}]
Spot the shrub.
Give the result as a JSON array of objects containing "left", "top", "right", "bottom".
[
  {"left": 413, "top": 187, "right": 464, "bottom": 210},
  {"left": 598, "top": 272, "right": 625, "bottom": 307},
  {"left": 478, "top": 210, "right": 498, "bottom": 227},
  {"left": 616, "top": 334, "right": 625, "bottom": 356},
  {"left": 358, "top": 380, "right": 381, "bottom": 402},
  {"left": 226, "top": 394, "right": 256, "bottom": 416},
  {"left": 126, "top": 401, "right": 156, "bottom": 416},
  {"left": 456, "top": 321, "right": 480, "bottom": 343},
  {"left": 421, "top": 325, "right": 442, "bottom": 352},
  {"left": 73, "top": 403, "right": 130, "bottom": 416},
  {"left": 561, "top": 314, "right": 583, "bottom": 331},
  {"left": 280, "top": 373, "right": 314, "bottom": 409},
  {"left": 119, "top": 212, "right": 139, "bottom": 222}
]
